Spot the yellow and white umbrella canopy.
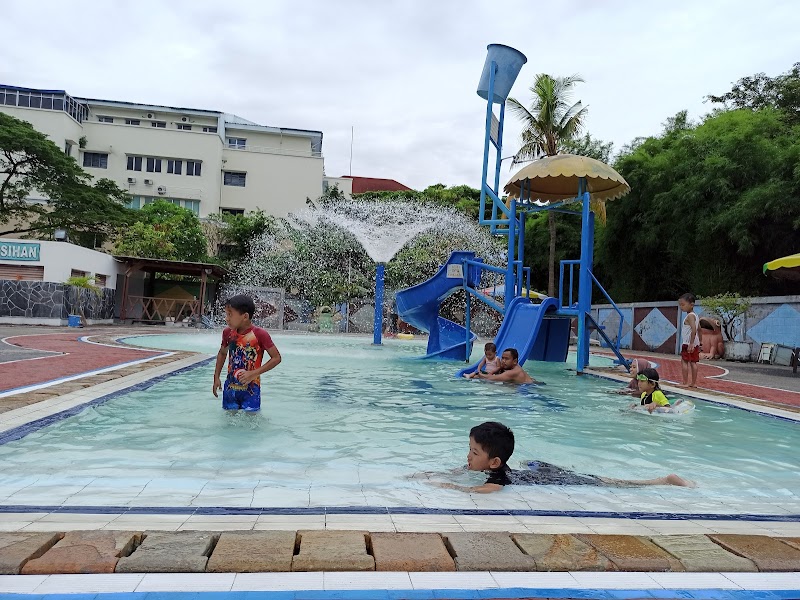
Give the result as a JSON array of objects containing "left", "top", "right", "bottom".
[{"left": 504, "top": 154, "right": 630, "bottom": 222}]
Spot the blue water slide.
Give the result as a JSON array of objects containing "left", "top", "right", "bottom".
[
  {"left": 456, "top": 296, "right": 571, "bottom": 377},
  {"left": 395, "top": 251, "right": 482, "bottom": 360}
]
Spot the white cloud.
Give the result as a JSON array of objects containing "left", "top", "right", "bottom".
[{"left": 0, "top": 0, "right": 797, "bottom": 190}]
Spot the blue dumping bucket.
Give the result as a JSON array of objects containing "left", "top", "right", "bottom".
[
  {"left": 477, "top": 44, "right": 527, "bottom": 103},
  {"left": 67, "top": 315, "right": 82, "bottom": 327}
]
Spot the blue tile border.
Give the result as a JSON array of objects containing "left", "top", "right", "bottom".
[
  {"left": 0, "top": 502, "right": 798, "bottom": 522},
  {"left": 0, "top": 357, "right": 214, "bottom": 446},
  {"left": 1, "top": 589, "right": 800, "bottom": 600}
]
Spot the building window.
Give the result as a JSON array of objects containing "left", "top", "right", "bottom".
[
  {"left": 128, "top": 195, "right": 200, "bottom": 215},
  {"left": 82, "top": 152, "right": 108, "bottom": 169},
  {"left": 167, "top": 159, "right": 183, "bottom": 175},
  {"left": 125, "top": 118, "right": 140, "bottom": 125},
  {"left": 146, "top": 157, "right": 162, "bottom": 173},
  {"left": 151, "top": 121, "right": 166, "bottom": 128},
  {"left": 203, "top": 126, "right": 217, "bottom": 133},
  {"left": 98, "top": 116, "right": 114, "bottom": 123},
  {"left": 177, "top": 124, "right": 192, "bottom": 130},
  {"left": 227, "top": 137, "right": 246, "bottom": 149},
  {"left": 127, "top": 156, "right": 143, "bottom": 171},
  {"left": 221, "top": 208, "right": 245, "bottom": 216},
  {"left": 70, "top": 269, "right": 88, "bottom": 279},
  {"left": 64, "top": 141, "right": 73, "bottom": 156},
  {"left": 223, "top": 172, "right": 246, "bottom": 187},
  {"left": 186, "top": 161, "right": 201, "bottom": 176},
  {"left": 94, "top": 274, "right": 107, "bottom": 287}
]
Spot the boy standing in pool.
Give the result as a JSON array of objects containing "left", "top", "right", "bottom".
[
  {"left": 431, "top": 421, "right": 693, "bottom": 493},
  {"left": 212, "top": 295, "right": 281, "bottom": 412}
]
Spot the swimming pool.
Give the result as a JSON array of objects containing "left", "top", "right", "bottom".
[{"left": 0, "top": 332, "right": 797, "bottom": 516}]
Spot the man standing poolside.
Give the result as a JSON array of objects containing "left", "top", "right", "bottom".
[{"left": 474, "top": 348, "right": 538, "bottom": 384}]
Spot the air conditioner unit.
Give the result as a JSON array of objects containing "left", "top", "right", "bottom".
[
  {"left": 147, "top": 113, "right": 153, "bottom": 118},
  {"left": 144, "top": 179, "right": 153, "bottom": 185},
  {"left": 127, "top": 177, "right": 136, "bottom": 184},
  {"left": 181, "top": 117, "right": 187, "bottom": 122},
  {"left": 157, "top": 186, "right": 167, "bottom": 194}
]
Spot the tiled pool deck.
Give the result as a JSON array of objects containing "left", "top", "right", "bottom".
[{"left": 0, "top": 329, "right": 797, "bottom": 592}]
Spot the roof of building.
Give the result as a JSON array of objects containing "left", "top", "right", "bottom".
[
  {"left": 342, "top": 176, "right": 414, "bottom": 194},
  {"left": 114, "top": 256, "right": 228, "bottom": 279},
  {"left": 1, "top": 83, "right": 323, "bottom": 141}
]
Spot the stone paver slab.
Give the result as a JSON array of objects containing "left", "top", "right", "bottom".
[
  {"left": 115, "top": 531, "right": 216, "bottom": 573},
  {"left": 575, "top": 534, "right": 679, "bottom": 572},
  {"left": 512, "top": 533, "right": 614, "bottom": 571},
  {"left": 0, "top": 532, "right": 62, "bottom": 575},
  {"left": 207, "top": 531, "right": 295, "bottom": 572},
  {"left": 444, "top": 532, "right": 535, "bottom": 572},
  {"left": 780, "top": 537, "right": 800, "bottom": 552},
  {"left": 709, "top": 534, "right": 800, "bottom": 572},
  {"left": 650, "top": 535, "right": 757, "bottom": 572},
  {"left": 371, "top": 533, "right": 455, "bottom": 572},
  {"left": 22, "top": 530, "right": 140, "bottom": 574},
  {"left": 292, "top": 530, "right": 373, "bottom": 572}
]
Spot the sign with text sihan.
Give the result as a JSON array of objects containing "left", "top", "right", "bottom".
[{"left": 0, "top": 241, "right": 41, "bottom": 261}]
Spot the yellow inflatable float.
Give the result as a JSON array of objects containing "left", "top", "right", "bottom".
[{"left": 396, "top": 333, "right": 414, "bottom": 340}]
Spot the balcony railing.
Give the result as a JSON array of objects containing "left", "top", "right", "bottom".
[{"left": 225, "top": 145, "right": 322, "bottom": 158}]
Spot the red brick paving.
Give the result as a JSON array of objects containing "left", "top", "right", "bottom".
[
  {"left": 0, "top": 333, "right": 164, "bottom": 393},
  {"left": 595, "top": 350, "right": 800, "bottom": 408}
]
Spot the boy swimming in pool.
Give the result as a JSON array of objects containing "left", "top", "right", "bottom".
[
  {"left": 212, "top": 294, "right": 281, "bottom": 412},
  {"left": 431, "top": 421, "right": 694, "bottom": 493}
]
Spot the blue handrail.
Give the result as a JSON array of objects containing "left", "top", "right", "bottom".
[{"left": 589, "top": 269, "right": 626, "bottom": 355}]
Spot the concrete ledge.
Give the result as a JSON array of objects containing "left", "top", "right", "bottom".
[
  {"left": 371, "top": 532, "right": 455, "bottom": 572},
  {"left": 709, "top": 533, "right": 800, "bottom": 572},
  {"left": 0, "top": 532, "right": 62, "bottom": 575},
  {"left": 4, "top": 529, "right": 800, "bottom": 574},
  {"left": 292, "top": 530, "right": 374, "bottom": 572},
  {"left": 512, "top": 533, "right": 614, "bottom": 571},
  {"left": 206, "top": 531, "right": 295, "bottom": 572},
  {"left": 21, "top": 530, "right": 139, "bottom": 574},
  {"left": 443, "top": 532, "right": 535, "bottom": 572},
  {"left": 115, "top": 531, "right": 217, "bottom": 573},
  {"left": 650, "top": 534, "right": 758, "bottom": 572},
  {"left": 576, "top": 534, "right": 681, "bottom": 572}
]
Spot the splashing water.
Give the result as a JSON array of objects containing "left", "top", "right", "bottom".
[
  {"left": 294, "top": 200, "right": 469, "bottom": 264},
  {"left": 217, "top": 198, "right": 506, "bottom": 332}
]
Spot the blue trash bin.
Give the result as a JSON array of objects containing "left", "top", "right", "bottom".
[
  {"left": 67, "top": 315, "right": 82, "bottom": 327},
  {"left": 477, "top": 44, "right": 528, "bottom": 104}
]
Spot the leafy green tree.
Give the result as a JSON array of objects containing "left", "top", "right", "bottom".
[
  {"left": 561, "top": 132, "right": 614, "bottom": 163},
  {"left": 114, "top": 221, "right": 176, "bottom": 259},
  {"left": 0, "top": 113, "right": 131, "bottom": 242},
  {"left": 597, "top": 107, "right": 800, "bottom": 301},
  {"left": 707, "top": 62, "right": 800, "bottom": 124},
  {"left": 206, "top": 210, "right": 278, "bottom": 265},
  {"left": 114, "top": 200, "right": 206, "bottom": 261},
  {"left": 508, "top": 74, "right": 588, "bottom": 296}
]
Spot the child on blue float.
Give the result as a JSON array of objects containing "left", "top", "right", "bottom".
[
  {"left": 212, "top": 294, "right": 281, "bottom": 412},
  {"left": 432, "top": 421, "right": 693, "bottom": 493},
  {"left": 631, "top": 367, "right": 670, "bottom": 414}
]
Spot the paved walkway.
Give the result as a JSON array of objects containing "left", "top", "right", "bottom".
[
  {"left": 0, "top": 329, "right": 164, "bottom": 394},
  {"left": 594, "top": 349, "right": 800, "bottom": 408}
]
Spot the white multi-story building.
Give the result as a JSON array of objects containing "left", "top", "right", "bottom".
[{"left": 0, "top": 84, "right": 325, "bottom": 218}]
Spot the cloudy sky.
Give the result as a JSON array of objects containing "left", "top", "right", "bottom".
[{"left": 1, "top": 1, "right": 797, "bottom": 190}]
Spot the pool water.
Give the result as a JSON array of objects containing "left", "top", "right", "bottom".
[{"left": 0, "top": 333, "right": 797, "bottom": 515}]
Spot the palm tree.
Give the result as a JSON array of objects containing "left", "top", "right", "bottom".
[{"left": 508, "top": 74, "right": 588, "bottom": 296}]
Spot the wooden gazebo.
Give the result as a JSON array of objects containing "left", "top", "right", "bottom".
[{"left": 115, "top": 256, "right": 228, "bottom": 323}]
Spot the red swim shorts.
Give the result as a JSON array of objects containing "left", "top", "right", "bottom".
[{"left": 681, "top": 344, "right": 700, "bottom": 362}]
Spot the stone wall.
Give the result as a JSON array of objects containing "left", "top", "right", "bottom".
[
  {"left": 0, "top": 280, "right": 115, "bottom": 325},
  {"left": 592, "top": 295, "right": 800, "bottom": 359}
]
